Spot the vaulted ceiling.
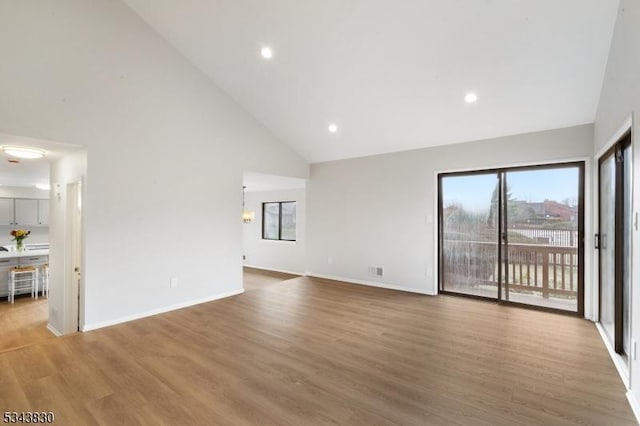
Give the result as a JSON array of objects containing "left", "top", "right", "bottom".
[{"left": 123, "top": 0, "right": 620, "bottom": 163}]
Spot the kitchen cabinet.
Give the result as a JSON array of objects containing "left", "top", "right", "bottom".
[
  {"left": 0, "top": 199, "right": 13, "bottom": 225},
  {"left": 14, "top": 199, "right": 39, "bottom": 226},
  {"left": 0, "top": 257, "right": 18, "bottom": 297},
  {"left": 0, "top": 198, "right": 49, "bottom": 226},
  {"left": 38, "top": 200, "right": 49, "bottom": 225}
]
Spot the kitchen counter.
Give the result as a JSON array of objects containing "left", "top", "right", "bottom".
[
  {"left": 0, "top": 249, "right": 49, "bottom": 259},
  {"left": 0, "top": 249, "right": 49, "bottom": 298}
]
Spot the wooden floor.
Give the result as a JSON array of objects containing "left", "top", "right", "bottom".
[
  {"left": 243, "top": 267, "right": 299, "bottom": 292},
  {"left": 0, "top": 275, "right": 635, "bottom": 425},
  {"left": 0, "top": 296, "right": 52, "bottom": 353}
]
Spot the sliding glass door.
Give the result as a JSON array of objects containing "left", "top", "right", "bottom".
[
  {"left": 439, "top": 172, "right": 499, "bottom": 298},
  {"left": 502, "top": 167, "right": 581, "bottom": 312},
  {"left": 599, "top": 152, "right": 617, "bottom": 347},
  {"left": 598, "top": 132, "right": 632, "bottom": 356},
  {"left": 439, "top": 162, "right": 584, "bottom": 314}
]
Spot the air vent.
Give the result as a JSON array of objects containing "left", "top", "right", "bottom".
[{"left": 368, "top": 266, "right": 384, "bottom": 277}]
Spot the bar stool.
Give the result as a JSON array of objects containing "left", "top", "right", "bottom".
[
  {"left": 8, "top": 266, "right": 39, "bottom": 304},
  {"left": 40, "top": 264, "right": 49, "bottom": 298}
]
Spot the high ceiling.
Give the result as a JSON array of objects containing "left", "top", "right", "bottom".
[
  {"left": 123, "top": 0, "right": 620, "bottom": 163},
  {"left": 243, "top": 171, "right": 305, "bottom": 192}
]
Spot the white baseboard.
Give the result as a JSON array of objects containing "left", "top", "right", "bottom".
[
  {"left": 243, "top": 264, "right": 303, "bottom": 276},
  {"left": 595, "top": 322, "right": 630, "bottom": 389},
  {"left": 46, "top": 323, "right": 63, "bottom": 337},
  {"left": 81, "top": 289, "right": 244, "bottom": 332},
  {"left": 626, "top": 391, "right": 640, "bottom": 425},
  {"left": 306, "top": 272, "right": 434, "bottom": 295}
]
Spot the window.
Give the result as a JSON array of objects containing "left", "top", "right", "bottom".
[{"left": 262, "top": 201, "right": 296, "bottom": 241}]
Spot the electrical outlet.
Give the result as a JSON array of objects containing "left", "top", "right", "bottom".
[
  {"left": 170, "top": 278, "right": 178, "bottom": 289},
  {"left": 327, "top": 257, "right": 333, "bottom": 265},
  {"left": 243, "top": 255, "right": 246, "bottom": 261}
]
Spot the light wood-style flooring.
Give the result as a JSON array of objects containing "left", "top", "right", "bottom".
[
  {"left": 243, "top": 267, "right": 299, "bottom": 292},
  {"left": 0, "top": 275, "right": 635, "bottom": 425},
  {"left": 0, "top": 296, "right": 52, "bottom": 353}
]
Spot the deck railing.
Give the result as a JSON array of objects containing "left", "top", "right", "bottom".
[{"left": 442, "top": 240, "right": 578, "bottom": 299}]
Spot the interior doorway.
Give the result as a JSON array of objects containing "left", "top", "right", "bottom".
[
  {"left": 438, "top": 161, "right": 585, "bottom": 314},
  {"left": 241, "top": 171, "right": 307, "bottom": 291},
  {"left": 0, "top": 132, "right": 83, "bottom": 350},
  {"left": 598, "top": 130, "right": 632, "bottom": 359}
]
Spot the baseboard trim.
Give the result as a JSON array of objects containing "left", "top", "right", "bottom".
[
  {"left": 306, "top": 272, "right": 434, "bottom": 295},
  {"left": 81, "top": 289, "right": 244, "bottom": 332},
  {"left": 626, "top": 391, "right": 640, "bottom": 425},
  {"left": 243, "top": 264, "right": 303, "bottom": 276},
  {"left": 46, "top": 324, "right": 63, "bottom": 337},
  {"left": 595, "top": 322, "right": 630, "bottom": 389}
]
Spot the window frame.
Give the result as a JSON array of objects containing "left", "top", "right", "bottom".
[
  {"left": 262, "top": 201, "right": 297, "bottom": 242},
  {"left": 437, "top": 160, "right": 585, "bottom": 317}
]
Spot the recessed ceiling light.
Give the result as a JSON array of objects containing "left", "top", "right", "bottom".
[
  {"left": 260, "top": 46, "right": 273, "bottom": 59},
  {"left": 35, "top": 183, "right": 50, "bottom": 191},
  {"left": 464, "top": 92, "right": 478, "bottom": 103},
  {"left": 2, "top": 146, "right": 45, "bottom": 159},
  {"left": 328, "top": 123, "right": 338, "bottom": 133}
]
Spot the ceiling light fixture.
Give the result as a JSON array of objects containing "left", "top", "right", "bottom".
[
  {"left": 260, "top": 46, "right": 273, "bottom": 59},
  {"left": 328, "top": 123, "right": 338, "bottom": 133},
  {"left": 464, "top": 92, "right": 478, "bottom": 103},
  {"left": 2, "top": 146, "right": 45, "bottom": 159},
  {"left": 35, "top": 183, "right": 50, "bottom": 191}
]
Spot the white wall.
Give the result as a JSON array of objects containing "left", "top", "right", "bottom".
[
  {"left": 242, "top": 189, "right": 306, "bottom": 275},
  {"left": 0, "top": 0, "right": 308, "bottom": 331},
  {"left": 593, "top": 0, "right": 640, "bottom": 417},
  {"left": 307, "top": 124, "right": 593, "bottom": 297}
]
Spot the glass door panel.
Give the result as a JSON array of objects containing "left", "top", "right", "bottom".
[
  {"left": 599, "top": 151, "right": 617, "bottom": 348},
  {"left": 599, "top": 135, "right": 633, "bottom": 357},
  {"left": 440, "top": 173, "right": 499, "bottom": 298},
  {"left": 502, "top": 167, "right": 580, "bottom": 312},
  {"left": 622, "top": 144, "right": 632, "bottom": 355}
]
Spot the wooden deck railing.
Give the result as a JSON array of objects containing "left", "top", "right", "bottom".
[{"left": 442, "top": 241, "right": 578, "bottom": 299}]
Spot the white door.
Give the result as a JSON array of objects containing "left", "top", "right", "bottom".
[{"left": 65, "top": 182, "right": 83, "bottom": 333}]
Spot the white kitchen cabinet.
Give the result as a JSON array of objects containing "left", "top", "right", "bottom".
[
  {"left": 38, "top": 200, "right": 49, "bottom": 225},
  {"left": 0, "top": 199, "right": 14, "bottom": 225},
  {"left": 19, "top": 254, "right": 48, "bottom": 267},
  {"left": 14, "top": 199, "right": 39, "bottom": 226},
  {"left": 0, "top": 198, "right": 49, "bottom": 227},
  {"left": 0, "top": 257, "right": 19, "bottom": 297}
]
